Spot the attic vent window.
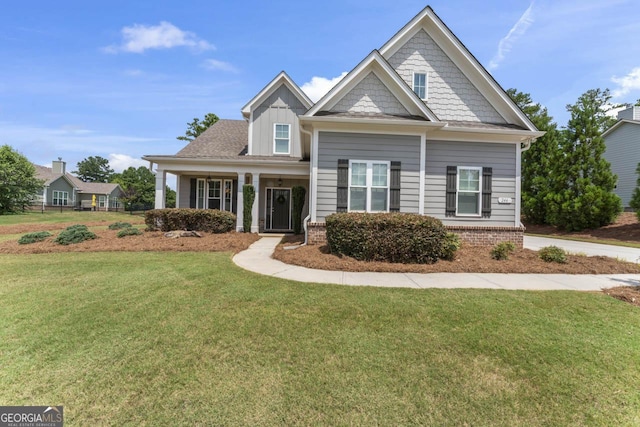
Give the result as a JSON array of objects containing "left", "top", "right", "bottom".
[{"left": 413, "top": 72, "right": 427, "bottom": 100}]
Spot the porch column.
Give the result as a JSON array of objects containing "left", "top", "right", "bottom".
[
  {"left": 155, "top": 169, "right": 166, "bottom": 209},
  {"left": 251, "top": 173, "right": 260, "bottom": 233},
  {"left": 236, "top": 173, "right": 245, "bottom": 232}
]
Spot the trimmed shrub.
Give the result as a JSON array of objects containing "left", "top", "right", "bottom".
[
  {"left": 539, "top": 245, "right": 567, "bottom": 264},
  {"left": 108, "top": 222, "right": 132, "bottom": 230},
  {"left": 18, "top": 231, "right": 51, "bottom": 245},
  {"left": 117, "top": 227, "right": 142, "bottom": 238},
  {"left": 440, "top": 233, "right": 461, "bottom": 261},
  {"left": 490, "top": 241, "right": 516, "bottom": 261},
  {"left": 243, "top": 184, "right": 255, "bottom": 233},
  {"left": 292, "top": 186, "right": 306, "bottom": 235},
  {"left": 145, "top": 209, "right": 236, "bottom": 233},
  {"left": 54, "top": 224, "right": 96, "bottom": 245},
  {"left": 326, "top": 212, "right": 458, "bottom": 264}
]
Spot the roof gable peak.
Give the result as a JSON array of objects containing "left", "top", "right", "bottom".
[{"left": 241, "top": 71, "right": 312, "bottom": 117}]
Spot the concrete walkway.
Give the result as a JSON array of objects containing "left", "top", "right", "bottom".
[{"left": 233, "top": 237, "right": 639, "bottom": 291}]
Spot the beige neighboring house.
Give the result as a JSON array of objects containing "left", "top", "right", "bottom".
[
  {"left": 33, "top": 159, "right": 124, "bottom": 211},
  {"left": 603, "top": 106, "right": 640, "bottom": 209},
  {"left": 144, "top": 6, "right": 544, "bottom": 246}
]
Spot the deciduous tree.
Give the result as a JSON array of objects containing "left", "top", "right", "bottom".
[
  {"left": 0, "top": 145, "right": 44, "bottom": 214},
  {"left": 73, "top": 156, "right": 114, "bottom": 183},
  {"left": 177, "top": 113, "right": 219, "bottom": 142},
  {"left": 112, "top": 166, "right": 155, "bottom": 209}
]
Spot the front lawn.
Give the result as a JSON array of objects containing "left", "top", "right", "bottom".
[{"left": 1, "top": 252, "right": 639, "bottom": 425}]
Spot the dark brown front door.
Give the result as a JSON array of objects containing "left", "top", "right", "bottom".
[{"left": 267, "top": 188, "right": 291, "bottom": 230}]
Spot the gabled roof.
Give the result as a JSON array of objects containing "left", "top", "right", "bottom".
[
  {"left": 241, "top": 71, "right": 313, "bottom": 118},
  {"left": 304, "top": 50, "right": 439, "bottom": 121},
  {"left": 33, "top": 164, "right": 122, "bottom": 195},
  {"left": 176, "top": 119, "right": 248, "bottom": 158},
  {"left": 379, "top": 6, "right": 537, "bottom": 131},
  {"left": 602, "top": 119, "right": 640, "bottom": 138}
]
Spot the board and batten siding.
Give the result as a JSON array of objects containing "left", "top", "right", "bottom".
[
  {"left": 603, "top": 122, "right": 640, "bottom": 207},
  {"left": 425, "top": 141, "right": 517, "bottom": 226},
  {"left": 251, "top": 85, "right": 307, "bottom": 157},
  {"left": 316, "top": 131, "right": 421, "bottom": 221}
]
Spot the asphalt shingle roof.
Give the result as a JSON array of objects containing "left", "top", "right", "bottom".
[
  {"left": 176, "top": 119, "right": 249, "bottom": 158},
  {"left": 33, "top": 164, "right": 121, "bottom": 194}
]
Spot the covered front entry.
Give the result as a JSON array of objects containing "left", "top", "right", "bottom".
[{"left": 265, "top": 188, "right": 291, "bottom": 231}]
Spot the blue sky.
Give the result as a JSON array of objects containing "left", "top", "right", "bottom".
[{"left": 2, "top": 0, "right": 640, "bottom": 179}]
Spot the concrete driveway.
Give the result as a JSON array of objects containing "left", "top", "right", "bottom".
[{"left": 524, "top": 236, "right": 640, "bottom": 264}]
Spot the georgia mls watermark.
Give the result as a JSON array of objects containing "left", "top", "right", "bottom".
[{"left": 0, "top": 406, "right": 63, "bottom": 427}]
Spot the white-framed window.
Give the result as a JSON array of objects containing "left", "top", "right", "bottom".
[
  {"left": 413, "top": 72, "right": 427, "bottom": 100},
  {"left": 273, "top": 123, "right": 290, "bottom": 154},
  {"left": 98, "top": 195, "right": 106, "bottom": 208},
  {"left": 456, "top": 166, "right": 482, "bottom": 216},
  {"left": 348, "top": 160, "right": 390, "bottom": 212},
  {"left": 223, "top": 179, "right": 233, "bottom": 212},
  {"left": 196, "top": 178, "right": 206, "bottom": 209},
  {"left": 208, "top": 179, "right": 222, "bottom": 210},
  {"left": 52, "top": 190, "right": 68, "bottom": 206}
]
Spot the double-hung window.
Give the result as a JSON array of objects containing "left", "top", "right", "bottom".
[
  {"left": 456, "top": 166, "right": 482, "bottom": 216},
  {"left": 53, "top": 190, "right": 68, "bottom": 206},
  {"left": 348, "top": 160, "right": 389, "bottom": 212},
  {"left": 274, "top": 123, "right": 290, "bottom": 154},
  {"left": 413, "top": 72, "right": 427, "bottom": 100}
]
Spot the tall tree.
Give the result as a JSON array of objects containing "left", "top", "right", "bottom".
[
  {"left": 507, "top": 89, "right": 561, "bottom": 224},
  {"left": 73, "top": 156, "right": 114, "bottom": 183},
  {"left": 0, "top": 145, "right": 44, "bottom": 214},
  {"left": 545, "top": 88, "right": 622, "bottom": 231},
  {"left": 112, "top": 166, "right": 155, "bottom": 209},
  {"left": 165, "top": 186, "right": 176, "bottom": 208},
  {"left": 177, "top": 113, "right": 219, "bottom": 142}
]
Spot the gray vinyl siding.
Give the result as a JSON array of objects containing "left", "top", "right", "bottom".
[
  {"left": 178, "top": 175, "right": 192, "bottom": 208},
  {"left": 47, "top": 177, "right": 74, "bottom": 206},
  {"left": 604, "top": 123, "right": 640, "bottom": 207},
  {"left": 425, "top": 141, "right": 517, "bottom": 226},
  {"left": 316, "top": 131, "right": 421, "bottom": 221},
  {"left": 252, "top": 85, "right": 307, "bottom": 157}
]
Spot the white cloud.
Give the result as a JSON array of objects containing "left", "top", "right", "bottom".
[
  {"left": 488, "top": 2, "right": 535, "bottom": 71},
  {"left": 301, "top": 72, "right": 348, "bottom": 102},
  {"left": 611, "top": 67, "right": 640, "bottom": 98},
  {"left": 109, "top": 153, "right": 148, "bottom": 172},
  {"left": 202, "top": 59, "right": 238, "bottom": 73},
  {"left": 104, "top": 21, "right": 214, "bottom": 54}
]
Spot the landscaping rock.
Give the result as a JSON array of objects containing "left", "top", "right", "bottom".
[{"left": 164, "top": 230, "right": 202, "bottom": 238}]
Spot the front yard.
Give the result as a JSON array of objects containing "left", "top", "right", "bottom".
[{"left": 1, "top": 251, "right": 639, "bottom": 426}]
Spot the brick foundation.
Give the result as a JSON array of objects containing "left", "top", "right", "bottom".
[{"left": 306, "top": 222, "right": 524, "bottom": 248}]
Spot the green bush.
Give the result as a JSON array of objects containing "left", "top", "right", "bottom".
[
  {"left": 243, "top": 184, "right": 255, "bottom": 233},
  {"left": 538, "top": 245, "right": 568, "bottom": 264},
  {"left": 490, "top": 241, "right": 516, "bottom": 261},
  {"left": 117, "top": 227, "right": 142, "bottom": 238},
  {"left": 18, "top": 231, "right": 51, "bottom": 245},
  {"left": 630, "top": 162, "right": 640, "bottom": 221},
  {"left": 108, "top": 222, "right": 132, "bottom": 230},
  {"left": 54, "top": 224, "right": 97, "bottom": 245},
  {"left": 145, "top": 209, "right": 236, "bottom": 233},
  {"left": 292, "top": 185, "right": 306, "bottom": 235},
  {"left": 326, "top": 213, "right": 458, "bottom": 264}
]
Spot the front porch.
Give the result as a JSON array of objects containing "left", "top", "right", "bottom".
[{"left": 153, "top": 165, "right": 309, "bottom": 233}]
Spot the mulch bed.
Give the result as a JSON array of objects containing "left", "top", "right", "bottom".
[
  {"left": 273, "top": 237, "right": 640, "bottom": 274},
  {"left": 605, "top": 287, "right": 640, "bottom": 307},
  {"left": 0, "top": 221, "right": 144, "bottom": 236},
  {"left": 525, "top": 212, "right": 640, "bottom": 244},
  {"left": 0, "top": 229, "right": 259, "bottom": 254}
]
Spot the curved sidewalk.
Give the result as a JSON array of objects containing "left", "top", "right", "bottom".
[{"left": 233, "top": 237, "right": 639, "bottom": 291}]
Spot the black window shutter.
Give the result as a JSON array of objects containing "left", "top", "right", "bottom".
[
  {"left": 232, "top": 180, "right": 238, "bottom": 214},
  {"left": 482, "top": 167, "right": 492, "bottom": 218},
  {"left": 190, "top": 178, "right": 196, "bottom": 208},
  {"left": 337, "top": 159, "right": 349, "bottom": 212},
  {"left": 445, "top": 166, "right": 457, "bottom": 217},
  {"left": 390, "top": 161, "right": 401, "bottom": 212}
]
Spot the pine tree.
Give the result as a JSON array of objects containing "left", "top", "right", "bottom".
[
  {"left": 545, "top": 89, "right": 622, "bottom": 231},
  {"left": 507, "top": 89, "right": 561, "bottom": 224}
]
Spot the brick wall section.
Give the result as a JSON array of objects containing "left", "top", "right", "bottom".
[{"left": 306, "top": 222, "right": 524, "bottom": 248}]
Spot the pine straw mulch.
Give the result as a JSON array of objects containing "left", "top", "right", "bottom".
[
  {"left": 605, "top": 287, "right": 640, "bottom": 307},
  {"left": 0, "top": 220, "right": 144, "bottom": 236},
  {"left": 273, "top": 236, "right": 640, "bottom": 275},
  {"left": 525, "top": 212, "right": 640, "bottom": 244},
  {"left": 0, "top": 229, "right": 259, "bottom": 255}
]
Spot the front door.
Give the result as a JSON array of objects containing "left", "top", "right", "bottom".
[{"left": 266, "top": 188, "right": 291, "bottom": 230}]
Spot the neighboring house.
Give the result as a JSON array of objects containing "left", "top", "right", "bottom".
[
  {"left": 33, "top": 159, "right": 124, "bottom": 211},
  {"left": 143, "top": 6, "right": 544, "bottom": 246},
  {"left": 603, "top": 106, "right": 640, "bottom": 210}
]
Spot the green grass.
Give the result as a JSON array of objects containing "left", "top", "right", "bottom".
[
  {"left": 0, "top": 211, "right": 144, "bottom": 227},
  {"left": 1, "top": 252, "right": 639, "bottom": 426},
  {"left": 527, "top": 232, "right": 640, "bottom": 249}
]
